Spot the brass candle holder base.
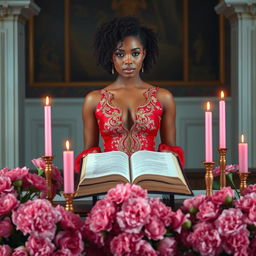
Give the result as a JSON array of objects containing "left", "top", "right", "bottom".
[
  {"left": 239, "top": 172, "right": 249, "bottom": 195},
  {"left": 42, "top": 156, "right": 54, "bottom": 202},
  {"left": 218, "top": 148, "right": 227, "bottom": 189},
  {"left": 204, "top": 161, "right": 215, "bottom": 196},
  {"left": 63, "top": 192, "right": 76, "bottom": 212}
]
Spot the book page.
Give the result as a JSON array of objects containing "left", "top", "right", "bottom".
[
  {"left": 130, "top": 151, "right": 180, "bottom": 182},
  {"left": 83, "top": 151, "right": 130, "bottom": 181}
]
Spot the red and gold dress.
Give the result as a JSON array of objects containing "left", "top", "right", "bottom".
[
  {"left": 75, "top": 87, "right": 184, "bottom": 172},
  {"left": 95, "top": 87, "right": 162, "bottom": 156}
]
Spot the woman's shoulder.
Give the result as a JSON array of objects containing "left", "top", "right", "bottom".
[
  {"left": 155, "top": 87, "right": 175, "bottom": 107},
  {"left": 83, "top": 90, "right": 102, "bottom": 109}
]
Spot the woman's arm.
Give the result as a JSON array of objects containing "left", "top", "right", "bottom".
[
  {"left": 75, "top": 91, "right": 101, "bottom": 173},
  {"left": 157, "top": 88, "right": 185, "bottom": 168},
  {"left": 82, "top": 90, "right": 101, "bottom": 149},
  {"left": 158, "top": 88, "right": 176, "bottom": 146}
]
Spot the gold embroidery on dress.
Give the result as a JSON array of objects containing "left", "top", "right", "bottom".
[{"left": 96, "top": 88, "right": 163, "bottom": 155}]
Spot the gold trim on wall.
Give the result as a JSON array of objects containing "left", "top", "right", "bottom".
[{"left": 28, "top": 0, "right": 225, "bottom": 88}]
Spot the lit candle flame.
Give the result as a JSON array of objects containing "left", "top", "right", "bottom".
[
  {"left": 220, "top": 90, "right": 225, "bottom": 99},
  {"left": 206, "top": 101, "right": 211, "bottom": 111},
  {"left": 66, "top": 140, "right": 70, "bottom": 150},
  {"left": 241, "top": 134, "right": 244, "bottom": 143},
  {"left": 45, "top": 96, "right": 50, "bottom": 106}
]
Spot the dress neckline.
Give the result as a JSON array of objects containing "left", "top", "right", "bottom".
[
  {"left": 101, "top": 87, "right": 158, "bottom": 132},
  {"left": 102, "top": 87, "right": 156, "bottom": 112}
]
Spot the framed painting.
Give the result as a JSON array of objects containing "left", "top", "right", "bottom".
[{"left": 27, "top": 0, "right": 226, "bottom": 94}]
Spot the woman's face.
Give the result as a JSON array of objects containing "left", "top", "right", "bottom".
[{"left": 112, "top": 36, "right": 145, "bottom": 78}]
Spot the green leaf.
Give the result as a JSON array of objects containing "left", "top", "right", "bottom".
[
  {"left": 189, "top": 206, "right": 198, "bottom": 214},
  {"left": 164, "top": 232, "right": 174, "bottom": 237},
  {"left": 224, "top": 196, "right": 233, "bottom": 204},
  {"left": 182, "top": 220, "right": 192, "bottom": 229},
  {"left": 37, "top": 168, "right": 44, "bottom": 176},
  {"left": 13, "top": 179, "right": 23, "bottom": 187},
  {"left": 227, "top": 173, "right": 234, "bottom": 184},
  {"left": 213, "top": 180, "right": 220, "bottom": 190},
  {"left": 226, "top": 173, "right": 240, "bottom": 199}
]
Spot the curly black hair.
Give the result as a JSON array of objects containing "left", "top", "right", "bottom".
[{"left": 93, "top": 16, "right": 159, "bottom": 74}]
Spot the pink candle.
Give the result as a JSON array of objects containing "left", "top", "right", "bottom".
[
  {"left": 219, "top": 91, "right": 226, "bottom": 148},
  {"left": 63, "top": 140, "right": 74, "bottom": 193},
  {"left": 205, "top": 102, "right": 213, "bottom": 162},
  {"left": 239, "top": 134, "right": 248, "bottom": 173},
  {"left": 44, "top": 96, "right": 52, "bottom": 156}
]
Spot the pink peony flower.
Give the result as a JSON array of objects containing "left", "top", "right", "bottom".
[
  {"left": 4, "top": 167, "right": 29, "bottom": 182},
  {"left": 130, "top": 184, "right": 147, "bottom": 199},
  {"left": 0, "top": 217, "right": 13, "bottom": 237},
  {"left": 226, "top": 164, "right": 239, "bottom": 173},
  {"left": 144, "top": 216, "right": 166, "bottom": 240},
  {"left": 26, "top": 236, "right": 55, "bottom": 256},
  {"left": 110, "top": 233, "right": 142, "bottom": 255},
  {"left": 211, "top": 187, "right": 234, "bottom": 205},
  {"left": 197, "top": 200, "right": 220, "bottom": 221},
  {"left": 222, "top": 228, "right": 250, "bottom": 256},
  {"left": 52, "top": 249, "right": 73, "bottom": 256},
  {"left": 249, "top": 236, "right": 256, "bottom": 256},
  {"left": 243, "top": 184, "right": 256, "bottom": 195},
  {"left": 12, "top": 246, "right": 28, "bottom": 256},
  {"left": 187, "top": 222, "right": 221, "bottom": 256},
  {"left": 12, "top": 199, "right": 61, "bottom": 239},
  {"left": 0, "top": 176, "right": 14, "bottom": 194},
  {"left": 246, "top": 203, "right": 256, "bottom": 225},
  {"left": 23, "top": 173, "right": 48, "bottom": 193},
  {"left": 157, "top": 237, "right": 177, "bottom": 256},
  {"left": 31, "top": 157, "right": 46, "bottom": 169},
  {"left": 0, "top": 167, "right": 8, "bottom": 176},
  {"left": 183, "top": 194, "right": 206, "bottom": 212},
  {"left": 0, "top": 193, "right": 19, "bottom": 215},
  {"left": 107, "top": 183, "right": 132, "bottom": 204},
  {"left": 0, "top": 245, "right": 12, "bottom": 256},
  {"left": 235, "top": 193, "right": 256, "bottom": 211},
  {"left": 81, "top": 221, "right": 105, "bottom": 247},
  {"left": 135, "top": 240, "right": 157, "bottom": 256},
  {"left": 170, "top": 209, "right": 189, "bottom": 233},
  {"left": 55, "top": 230, "right": 84, "bottom": 256},
  {"left": 55, "top": 205, "right": 83, "bottom": 230},
  {"left": 212, "top": 166, "right": 221, "bottom": 177},
  {"left": 215, "top": 208, "right": 246, "bottom": 237},
  {"left": 52, "top": 165, "right": 63, "bottom": 190},
  {"left": 149, "top": 197, "right": 174, "bottom": 226},
  {"left": 32, "top": 158, "right": 63, "bottom": 195},
  {"left": 213, "top": 164, "right": 238, "bottom": 177},
  {"left": 87, "top": 198, "right": 116, "bottom": 232},
  {"left": 117, "top": 197, "right": 151, "bottom": 233}
]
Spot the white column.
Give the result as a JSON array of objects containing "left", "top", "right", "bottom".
[
  {"left": 215, "top": 0, "right": 256, "bottom": 168},
  {"left": 0, "top": 1, "right": 40, "bottom": 168}
]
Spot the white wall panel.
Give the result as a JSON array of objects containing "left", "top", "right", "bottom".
[{"left": 25, "top": 98, "right": 232, "bottom": 170}]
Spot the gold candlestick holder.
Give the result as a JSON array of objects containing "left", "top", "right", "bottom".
[
  {"left": 42, "top": 156, "right": 54, "bottom": 202},
  {"left": 204, "top": 161, "right": 215, "bottom": 196},
  {"left": 218, "top": 148, "right": 227, "bottom": 189},
  {"left": 239, "top": 172, "right": 249, "bottom": 195},
  {"left": 63, "top": 192, "right": 76, "bottom": 212}
]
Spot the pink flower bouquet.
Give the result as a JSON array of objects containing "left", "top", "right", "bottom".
[
  {"left": 83, "top": 184, "right": 256, "bottom": 256},
  {"left": 0, "top": 166, "right": 85, "bottom": 255},
  {"left": 31, "top": 157, "right": 63, "bottom": 198},
  {"left": 1, "top": 162, "right": 256, "bottom": 255},
  {"left": 83, "top": 183, "right": 190, "bottom": 255}
]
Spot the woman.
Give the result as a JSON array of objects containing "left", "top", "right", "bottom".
[{"left": 75, "top": 16, "right": 184, "bottom": 172}]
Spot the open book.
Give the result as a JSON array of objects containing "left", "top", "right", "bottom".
[{"left": 75, "top": 150, "right": 192, "bottom": 197}]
